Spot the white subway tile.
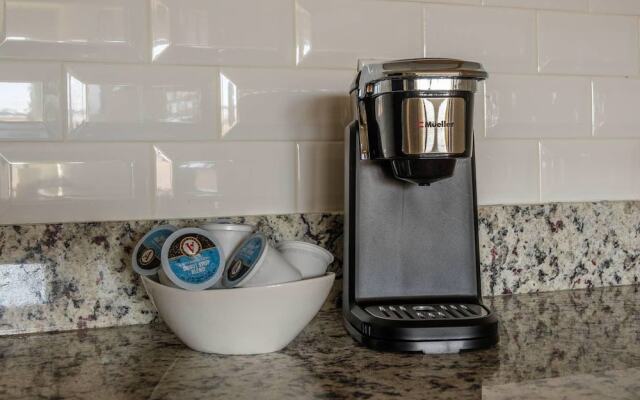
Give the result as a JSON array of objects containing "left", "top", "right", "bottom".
[
  {"left": 589, "top": 0, "right": 640, "bottom": 15},
  {"left": 219, "top": 68, "right": 352, "bottom": 141},
  {"left": 484, "top": 0, "right": 587, "bottom": 11},
  {"left": 153, "top": 142, "right": 297, "bottom": 218},
  {"left": 424, "top": 5, "right": 536, "bottom": 73},
  {"left": 475, "top": 139, "right": 540, "bottom": 205},
  {"left": 486, "top": 74, "right": 591, "bottom": 139},
  {"left": 0, "top": 0, "right": 147, "bottom": 63},
  {"left": 540, "top": 140, "right": 640, "bottom": 202},
  {"left": 415, "top": 0, "right": 482, "bottom": 3},
  {"left": 66, "top": 64, "right": 219, "bottom": 141},
  {"left": 151, "top": 0, "right": 294, "bottom": 66},
  {"left": 538, "top": 12, "right": 639, "bottom": 75},
  {"left": 0, "top": 143, "right": 152, "bottom": 224},
  {"left": 296, "top": 142, "right": 344, "bottom": 212},
  {"left": 593, "top": 78, "right": 640, "bottom": 138},
  {"left": 295, "top": 0, "right": 423, "bottom": 68},
  {"left": 0, "top": 62, "right": 62, "bottom": 141}
]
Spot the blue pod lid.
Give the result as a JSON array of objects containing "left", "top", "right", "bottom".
[
  {"left": 160, "top": 228, "right": 225, "bottom": 291},
  {"left": 222, "top": 233, "right": 267, "bottom": 288},
  {"left": 132, "top": 225, "right": 177, "bottom": 276}
]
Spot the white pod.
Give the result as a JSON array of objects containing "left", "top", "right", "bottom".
[
  {"left": 200, "top": 222, "right": 254, "bottom": 260},
  {"left": 222, "top": 233, "right": 301, "bottom": 288},
  {"left": 161, "top": 228, "right": 225, "bottom": 291},
  {"left": 276, "top": 241, "right": 334, "bottom": 279},
  {"left": 131, "top": 225, "right": 177, "bottom": 276}
]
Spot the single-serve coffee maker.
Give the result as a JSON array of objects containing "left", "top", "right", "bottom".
[{"left": 343, "top": 59, "right": 499, "bottom": 353}]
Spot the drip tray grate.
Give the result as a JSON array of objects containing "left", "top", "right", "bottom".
[{"left": 364, "top": 303, "right": 488, "bottom": 321}]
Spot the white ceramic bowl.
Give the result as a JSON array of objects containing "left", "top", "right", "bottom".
[
  {"left": 276, "top": 241, "right": 334, "bottom": 279},
  {"left": 141, "top": 272, "right": 335, "bottom": 354}
]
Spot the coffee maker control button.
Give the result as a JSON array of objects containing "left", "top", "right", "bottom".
[
  {"left": 378, "top": 306, "right": 386, "bottom": 312},
  {"left": 427, "top": 312, "right": 436, "bottom": 318},
  {"left": 449, "top": 305, "right": 458, "bottom": 310},
  {"left": 399, "top": 306, "right": 407, "bottom": 311},
  {"left": 416, "top": 312, "right": 425, "bottom": 319},
  {"left": 388, "top": 306, "right": 397, "bottom": 311},
  {"left": 413, "top": 305, "right": 435, "bottom": 311}
]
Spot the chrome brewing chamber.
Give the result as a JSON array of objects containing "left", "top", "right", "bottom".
[{"left": 350, "top": 58, "right": 487, "bottom": 185}]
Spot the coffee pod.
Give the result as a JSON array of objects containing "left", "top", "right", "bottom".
[
  {"left": 200, "top": 222, "right": 255, "bottom": 259},
  {"left": 276, "top": 241, "right": 334, "bottom": 279},
  {"left": 158, "top": 268, "right": 180, "bottom": 289},
  {"left": 161, "top": 228, "right": 225, "bottom": 291},
  {"left": 222, "top": 233, "right": 302, "bottom": 288},
  {"left": 132, "top": 225, "right": 177, "bottom": 276}
]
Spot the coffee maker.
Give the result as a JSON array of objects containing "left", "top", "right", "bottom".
[{"left": 343, "top": 58, "right": 499, "bottom": 353}]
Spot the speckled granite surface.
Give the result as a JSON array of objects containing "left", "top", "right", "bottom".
[
  {"left": 0, "top": 285, "right": 638, "bottom": 399},
  {"left": 0, "top": 201, "right": 639, "bottom": 336}
]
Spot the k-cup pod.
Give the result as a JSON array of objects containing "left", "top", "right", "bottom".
[
  {"left": 276, "top": 241, "right": 334, "bottom": 279},
  {"left": 132, "top": 225, "right": 177, "bottom": 276},
  {"left": 161, "top": 228, "right": 225, "bottom": 291},
  {"left": 200, "top": 222, "right": 255, "bottom": 260},
  {"left": 222, "top": 233, "right": 301, "bottom": 288},
  {"left": 158, "top": 268, "right": 180, "bottom": 289}
]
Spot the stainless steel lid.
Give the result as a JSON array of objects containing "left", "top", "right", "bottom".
[{"left": 352, "top": 58, "right": 487, "bottom": 98}]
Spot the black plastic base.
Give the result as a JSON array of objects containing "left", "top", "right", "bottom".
[
  {"left": 343, "top": 303, "right": 499, "bottom": 354},
  {"left": 344, "top": 320, "right": 498, "bottom": 353}
]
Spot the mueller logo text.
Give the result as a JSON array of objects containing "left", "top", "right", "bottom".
[{"left": 418, "top": 121, "right": 455, "bottom": 128}]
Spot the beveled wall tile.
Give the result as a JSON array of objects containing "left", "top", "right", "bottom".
[
  {"left": 593, "top": 78, "right": 640, "bottom": 138},
  {"left": 484, "top": 0, "right": 588, "bottom": 10},
  {"left": 0, "top": 0, "right": 148, "bottom": 62},
  {"left": 296, "top": 142, "right": 344, "bottom": 213},
  {"left": 0, "top": 143, "right": 152, "bottom": 224},
  {"left": 540, "top": 140, "right": 640, "bottom": 202},
  {"left": 295, "top": 0, "right": 423, "bottom": 68},
  {"left": 589, "top": 0, "right": 640, "bottom": 15},
  {"left": 0, "top": 61, "right": 62, "bottom": 140},
  {"left": 219, "top": 68, "right": 352, "bottom": 141},
  {"left": 475, "top": 139, "right": 540, "bottom": 205},
  {"left": 151, "top": 0, "right": 294, "bottom": 66},
  {"left": 424, "top": 5, "right": 536, "bottom": 73},
  {"left": 66, "top": 64, "right": 219, "bottom": 141},
  {"left": 538, "top": 12, "right": 639, "bottom": 75},
  {"left": 153, "top": 142, "right": 297, "bottom": 218},
  {"left": 486, "top": 74, "right": 591, "bottom": 138}
]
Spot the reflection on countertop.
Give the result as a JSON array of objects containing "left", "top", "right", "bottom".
[{"left": 0, "top": 284, "right": 639, "bottom": 400}]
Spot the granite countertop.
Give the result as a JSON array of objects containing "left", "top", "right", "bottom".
[{"left": 1, "top": 285, "right": 639, "bottom": 400}]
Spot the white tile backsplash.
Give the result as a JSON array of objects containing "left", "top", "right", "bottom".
[
  {"left": 424, "top": 5, "right": 537, "bottom": 73},
  {"left": 593, "top": 78, "right": 640, "bottom": 138},
  {"left": 153, "top": 142, "right": 297, "bottom": 218},
  {"left": 540, "top": 140, "right": 640, "bottom": 202},
  {"left": 475, "top": 139, "right": 540, "bottom": 205},
  {"left": 295, "top": 0, "right": 423, "bottom": 68},
  {"left": 0, "top": 61, "right": 63, "bottom": 141},
  {"left": 0, "top": 0, "right": 638, "bottom": 223},
  {"left": 537, "top": 12, "right": 639, "bottom": 75},
  {"left": 151, "top": 0, "right": 294, "bottom": 66},
  {"left": 296, "top": 142, "right": 344, "bottom": 213},
  {"left": 0, "top": 143, "right": 152, "bottom": 224},
  {"left": 486, "top": 74, "right": 592, "bottom": 138},
  {"left": 219, "top": 68, "right": 352, "bottom": 141},
  {"left": 589, "top": 0, "right": 640, "bottom": 15},
  {"left": 0, "top": 0, "right": 148, "bottom": 63},
  {"left": 66, "top": 64, "right": 219, "bottom": 141},
  {"left": 484, "top": 0, "right": 588, "bottom": 11}
]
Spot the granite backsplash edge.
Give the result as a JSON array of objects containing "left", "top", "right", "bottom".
[{"left": 0, "top": 201, "right": 638, "bottom": 335}]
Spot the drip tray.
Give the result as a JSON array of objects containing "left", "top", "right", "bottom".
[{"left": 365, "top": 303, "right": 489, "bottom": 321}]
